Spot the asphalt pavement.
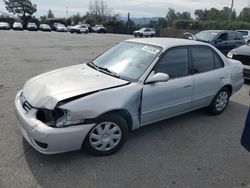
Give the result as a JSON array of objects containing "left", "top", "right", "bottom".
[{"left": 0, "top": 30, "right": 250, "bottom": 188}]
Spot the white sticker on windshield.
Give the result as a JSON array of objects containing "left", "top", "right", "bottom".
[{"left": 141, "top": 46, "right": 160, "bottom": 55}]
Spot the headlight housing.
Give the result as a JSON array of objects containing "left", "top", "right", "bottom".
[
  {"left": 36, "top": 108, "right": 84, "bottom": 128},
  {"left": 227, "top": 52, "right": 233, "bottom": 59},
  {"left": 55, "top": 110, "right": 84, "bottom": 128}
]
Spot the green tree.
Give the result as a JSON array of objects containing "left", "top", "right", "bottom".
[
  {"left": 238, "top": 7, "right": 250, "bottom": 22},
  {"left": 47, "top": 9, "right": 54, "bottom": 19},
  {"left": 166, "top": 8, "right": 178, "bottom": 27},
  {"left": 4, "top": 0, "right": 37, "bottom": 26}
]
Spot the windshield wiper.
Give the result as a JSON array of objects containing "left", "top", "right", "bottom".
[
  {"left": 87, "top": 61, "right": 99, "bottom": 70},
  {"left": 87, "top": 61, "right": 120, "bottom": 78},
  {"left": 98, "top": 66, "right": 120, "bottom": 78}
]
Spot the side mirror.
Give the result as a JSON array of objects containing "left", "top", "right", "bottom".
[
  {"left": 146, "top": 73, "right": 169, "bottom": 84},
  {"left": 215, "top": 39, "right": 223, "bottom": 44}
]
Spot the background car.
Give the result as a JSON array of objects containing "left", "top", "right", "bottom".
[
  {"left": 195, "top": 30, "right": 245, "bottom": 55},
  {"left": 93, "top": 24, "right": 106, "bottom": 33},
  {"left": 227, "top": 43, "right": 250, "bottom": 80},
  {"left": 0, "top": 22, "right": 10, "bottom": 30},
  {"left": 15, "top": 38, "right": 243, "bottom": 156},
  {"left": 70, "top": 25, "right": 89, "bottom": 34},
  {"left": 39, "top": 24, "right": 52, "bottom": 32},
  {"left": 84, "top": 23, "right": 92, "bottom": 33},
  {"left": 134, "top": 28, "right": 156, "bottom": 37},
  {"left": 27, "top": 22, "right": 38, "bottom": 31},
  {"left": 236, "top": 30, "right": 250, "bottom": 43},
  {"left": 13, "top": 22, "right": 23, "bottom": 30},
  {"left": 55, "top": 24, "right": 67, "bottom": 32}
]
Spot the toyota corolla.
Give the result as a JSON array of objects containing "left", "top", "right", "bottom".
[{"left": 15, "top": 38, "right": 244, "bottom": 155}]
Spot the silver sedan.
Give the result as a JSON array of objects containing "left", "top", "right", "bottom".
[{"left": 15, "top": 38, "right": 244, "bottom": 155}]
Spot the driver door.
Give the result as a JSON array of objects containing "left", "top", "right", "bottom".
[{"left": 141, "top": 47, "right": 193, "bottom": 125}]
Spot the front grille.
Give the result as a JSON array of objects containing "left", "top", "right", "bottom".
[
  {"left": 233, "top": 54, "right": 250, "bottom": 66},
  {"left": 243, "top": 68, "right": 250, "bottom": 79},
  {"left": 20, "top": 92, "right": 33, "bottom": 113}
]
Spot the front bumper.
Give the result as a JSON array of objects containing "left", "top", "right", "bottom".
[{"left": 15, "top": 90, "right": 95, "bottom": 154}]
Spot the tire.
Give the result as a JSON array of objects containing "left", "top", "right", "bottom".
[
  {"left": 84, "top": 114, "right": 129, "bottom": 156},
  {"left": 151, "top": 34, "right": 155, "bottom": 37},
  {"left": 139, "top": 33, "right": 143, "bottom": 38},
  {"left": 134, "top": 35, "right": 137, "bottom": 37},
  {"left": 85, "top": 31, "right": 88, "bottom": 34},
  {"left": 208, "top": 87, "right": 230, "bottom": 115}
]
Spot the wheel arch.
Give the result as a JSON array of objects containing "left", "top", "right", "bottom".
[
  {"left": 223, "top": 84, "right": 232, "bottom": 96},
  {"left": 97, "top": 109, "right": 133, "bottom": 131}
]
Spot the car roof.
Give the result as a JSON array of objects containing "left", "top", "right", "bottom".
[{"left": 126, "top": 38, "right": 211, "bottom": 49}]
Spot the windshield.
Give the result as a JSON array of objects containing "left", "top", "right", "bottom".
[
  {"left": 92, "top": 42, "right": 162, "bottom": 80},
  {"left": 195, "top": 31, "right": 218, "bottom": 42}
]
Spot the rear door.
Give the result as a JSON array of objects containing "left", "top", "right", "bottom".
[{"left": 190, "top": 46, "right": 227, "bottom": 109}]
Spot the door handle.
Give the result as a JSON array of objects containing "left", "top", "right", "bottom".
[
  {"left": 219, "top": 76, "right": 225, "bottom": 80},
  {"left": 184, "top": 85, "right": 192, "bottom": 88}
]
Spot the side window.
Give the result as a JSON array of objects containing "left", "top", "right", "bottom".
[
  {"left": 154, "top": 48, "right": 189, "bottom": 78},
  {"left": 228, "top": 32, "right": 236, "bottom": 40},
  {"left": 191, "top": 47, "right": 223, "bottom": 73},
  {"left": 217, "top": 33, "right": 228, "bottom": 41}
]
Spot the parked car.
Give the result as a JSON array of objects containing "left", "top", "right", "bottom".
[
  {"left": 236, "top": 30, "right": 250, "bottom": 43},
  {"left": 27, "top": 22, "right": 38, "bottom": 31},
  {"left": 84, "top": 23, "right": 92, "bottom": 32},
  {"left": 39, "top": 24, "right": 51, "bottom": 32},
  {"left": 93, "top": 24, "right": 106, "bottom": 33},
  {"left": 182, "top": 32, "right": 195, "bottom": 40},
  {"left": 13, "top": 22, "right": 23, "bottom": 30},
  {"left": 52, "top": 23, "right": 61, "bottom": 31},
  {"left": 194, "top": 30, "right": 245, "bottom": 55},
  {"left": 227, "top": 43, "right": 250, "bottom": 80},
  {"left": 56, "top": 24, "right": 67, "bottom": 32},
  {"left": 70, "top": 25, "right": 89, "bottom": 34},
  {"left": 15, "top": 38, "right": 243, "bottom": 156},
  {"left": 134, "top": 28, "right": 156, "bottom": 37},
  {"left": 0, "top": 22, "right": 10, "bottom": 30}
]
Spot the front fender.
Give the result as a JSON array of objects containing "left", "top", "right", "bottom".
[{"left": 60, "top": 83, "right": 143, "bottom": 129}]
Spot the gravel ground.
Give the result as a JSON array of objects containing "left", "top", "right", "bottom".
[{"left": 0, "top": 30, "right": 250, "bottom": 188}]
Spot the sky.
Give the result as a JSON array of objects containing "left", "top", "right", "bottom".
[{"left": 0, "top": 0, "right": 250, "bottom": 18}]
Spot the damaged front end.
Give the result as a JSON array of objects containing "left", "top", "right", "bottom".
[{"left": 36, "top": 108, "right": 85, "bottom": 128}]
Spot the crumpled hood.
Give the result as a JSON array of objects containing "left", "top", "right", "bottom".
[{"left": 23, "top": 64, "right": 129, "bottom": 109}]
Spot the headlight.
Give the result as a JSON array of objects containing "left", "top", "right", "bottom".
[
  {"left": 55, "top": 110, "right": 85, "bottom": 128},
  {"left": 227, "top": 52, "right": 233, "bottom": 59}
]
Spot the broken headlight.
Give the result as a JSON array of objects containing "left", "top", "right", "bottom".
[{"left": 36, "top": 108, "right": 84, "bottom": 128}]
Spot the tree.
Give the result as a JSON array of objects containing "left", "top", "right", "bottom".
[
  {"left": 238, "top": 7, "right": 250, "bottom": 22},
  {"left": 88, "top": 0, "right": 111, "bottom": 23},
  {"left": 166, "top": 8, "right": 178, "bottom": 27},
  {"left": 47, "top": 9, "right": 54, "bottom": 19},
  {"left": 4, "top": 0, "right": 37, "bottom": 26}
]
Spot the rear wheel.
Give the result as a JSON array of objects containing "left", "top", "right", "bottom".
[
  {"left": 139, "top": 33, "right": 143, "bottom": 37},
  {"left": 208, "top": 87, "right": 230, "bottom": 115},
  {"left": 84, "top": 114, "right": 129, "bottom": 155}
]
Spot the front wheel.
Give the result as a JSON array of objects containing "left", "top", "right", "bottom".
[
  {"left": 84, "top": 114, "right": 129, "bottom": 155},
  {"left": 208, "top": 87, "right": 230, "bottom": 115}
]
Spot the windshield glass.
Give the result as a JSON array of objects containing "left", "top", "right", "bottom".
[
  {"left": 195, "top": 31, "right": 218, "bottom": 42},
  {"left": 92, "top": 42, "right": 162, "bottom": 80}
]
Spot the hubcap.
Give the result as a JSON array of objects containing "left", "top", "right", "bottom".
[
  {"left": 215, "top": 91, "right": 228, "bottom": 111},
  {"left": 89, "top": 122, "right": 122, "bottom": 151}
]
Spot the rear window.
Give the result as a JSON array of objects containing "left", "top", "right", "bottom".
[{"left": 237, "top": 31, "right": 248, "bottom": 36}]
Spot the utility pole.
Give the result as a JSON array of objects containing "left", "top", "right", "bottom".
[
  {"left": 66, "top": 7, "right": 68, "bottom": 19},
  {"left": 127, "top": 12, "right": 130, "bottom": 35},
  {"left": 229, "top": 0, "right": 235, "bottom": 22}
]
